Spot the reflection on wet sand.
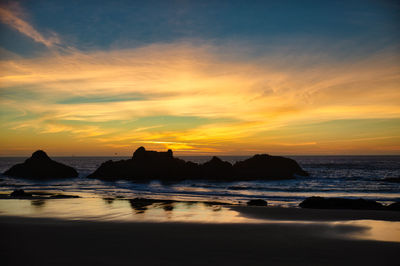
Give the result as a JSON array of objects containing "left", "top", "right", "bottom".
[
  {"left": 0, "top": 197, "right": 399, "bottom": 243},
  {"left": 204, "top": 202, "right": 222, "bottom": 212},
  {"left": 103, "top": 197, "right": 115, "bottom": 204},
  {"left": 161, "top": 202, "right": 174, "bottom": 212},
  {"left": 129, "top": 198, "right": 155, "bottom": 214},
  {"left": 97, "top": 197, "right": 223, "bottom": 216},
  {"left": 127, "top": 198, "right": 225, "bottom": 215},
  {"left": 31, "top": 199, "right": 46, "bottom": 208},
  {"left": 336, "top": 220, "right": 400, "bottom": 243}
]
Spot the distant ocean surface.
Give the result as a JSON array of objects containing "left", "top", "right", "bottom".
[{"left": 0, "top": 156, "right": 399, "bottom": 207}]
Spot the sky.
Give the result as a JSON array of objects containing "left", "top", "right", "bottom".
[{"left": 0, "top": 0, "right": 399, "bottom": 156}]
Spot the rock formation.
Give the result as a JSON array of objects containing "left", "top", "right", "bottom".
[
  {"left": 87, "top": 147, "right": 196, "bottom": 180},
  {"left": 10, "top": 189, "right": 32, "bottom": 198},
  {"left": 87, "top": 146, "right": 309, "bottom": 181},
  {"left": 1, "top": 189, "right": 80, "bottom": 200},
  {"left": 247, "top": 199, "right": 268, "bottom": 206},
  {"left": 299, "top": 196, "right": 384, "bottom": 210},
  {"left": 201, "top": 156, "right": 233, "bottom": 179},
  {"left": 233, "top": 154, "right": 309, "bottom": 179},
  {"left": 4, "top": 150, "right": 78, "bottom": 179}
]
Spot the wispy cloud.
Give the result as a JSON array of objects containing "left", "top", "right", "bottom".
[{"left": 0, "top": 3, "right": 60, "bottom": 47}]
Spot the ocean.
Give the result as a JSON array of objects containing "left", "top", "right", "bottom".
[{"left": 0, "top": 155, "right": 399, "bottom": 207}]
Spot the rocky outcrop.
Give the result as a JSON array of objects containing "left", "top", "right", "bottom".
[
  {"left": 10, "top": 189, "right": 32, "bottom": 198},
  {"left": 233, "top": 154, "right": 309, "bottom": 179},
  {"left": 4, "top": 150, "right": 78, "bottom": 179},
  {"left": 87, "top": 147, "right": 197, "bottom": 180},
  {"left": 1, "top": 189, "right": 80, "bottom": 200},
  {"left": 201, "top": 156, "right": 233, "bottom": 179},
  {"left": 247, "top": 199, "right": 268, "bottom": 206},
  {"left": 299, "top": 197, "right": 384, "bottom": 210},
  {"left": 87, "top": 146, "right": 309, "bottom": 181}
]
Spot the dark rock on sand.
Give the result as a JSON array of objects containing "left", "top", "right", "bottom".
[
  {"left": 386, "top": 202, "right": 400, "bottom": 211},
  {"left": 247, "top": 199, "right": 268, "bottom": 206},
  {"left": 49, "top": 194, "right": 80, "bottom": 199},
  {"left": 88, "top": 147, "right": 308, "bottom": 181},
  {"left": 299, "top": 197, "right": 384, "bottom": 210},
  {"left": 10, "top": 189, "right": 32, "bottom": 198},
  {"left": 7, "top": 189, "right": 80, "bottom": 200},
  {"left": 162, "top": 203, "right": 174, "bottom": 211},
  {"left": 4, "top": 150, "right": 78, "bottom": 179}
]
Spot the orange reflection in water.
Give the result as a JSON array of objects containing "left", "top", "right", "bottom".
[
  {"left": 0, "top": 198, "right": 399, "bottom": 243},
  {"left": 0, "top": 198, "right": 259, "bottom": 223}
]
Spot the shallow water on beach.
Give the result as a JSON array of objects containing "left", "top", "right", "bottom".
[
  {"left": 0, "top": 197, "right": 399, "bottom": 243},
  {"left": 332, "top": 220, "right": 400, "bottom": 243},
  {"left": 0, "top": 198, "right": 257, "bottom": 223}
]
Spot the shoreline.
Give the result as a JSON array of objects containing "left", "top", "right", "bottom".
[{"left": 1, "top": 196, "right": 399, "bottom": 222}]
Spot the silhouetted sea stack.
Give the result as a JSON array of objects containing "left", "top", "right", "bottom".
[
  {"left": 87, "top": 147, "right": 195, "bottom": 180},
  {"left": 3, "top": 150, "right": 78, "bottom": 179},
  {"left": 87, "top": 146, "right": 309, "bottom": 181},
  {"left": 201, "top": 156, "right": 234, "bottom": 179},
  {"left": 233, "top": 154, "right": 309, "bottom": 179}
]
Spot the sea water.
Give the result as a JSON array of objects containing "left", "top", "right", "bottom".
[{"left": 0, "top": 155, "right": 398, "bottom": 206}]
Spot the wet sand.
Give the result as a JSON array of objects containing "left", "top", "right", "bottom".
[
  {"left": 231, "top": 205, "right": 400, "bottom": 221},
  {"left": 1, "top": 209, "right": 399, "bottom": 266}
]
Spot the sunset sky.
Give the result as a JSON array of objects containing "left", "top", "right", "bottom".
[{"left": 0, "top": 0, "right": 399, "bottom": 156}]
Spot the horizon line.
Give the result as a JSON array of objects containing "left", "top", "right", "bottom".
[{"left": 1, "top": 154, "right": 399, "bottom": 158}]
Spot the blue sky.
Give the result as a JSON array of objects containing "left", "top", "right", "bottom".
[{"left": 2, "top": 0, "right": 399, "bottom": 55}]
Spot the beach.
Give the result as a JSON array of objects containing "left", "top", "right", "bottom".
[
  {"left": 0, "top": 155, "right": 399, "bottom": 265},
  {"left": 1, "top": 205, "right": 399, "bottom": 266}
]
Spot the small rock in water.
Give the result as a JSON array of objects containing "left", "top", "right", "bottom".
[
  {"left": 10, "top": 189, "right": 32, "bottom": 198},
  {"left": 247, "top": 199, "right": 268, "bottom": 206},
  {"left": 299, "top": 196, "right": 383, "bottom": 210},
  {"left": 49, "top": 194, "right": 80, "bottom": 199}
]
